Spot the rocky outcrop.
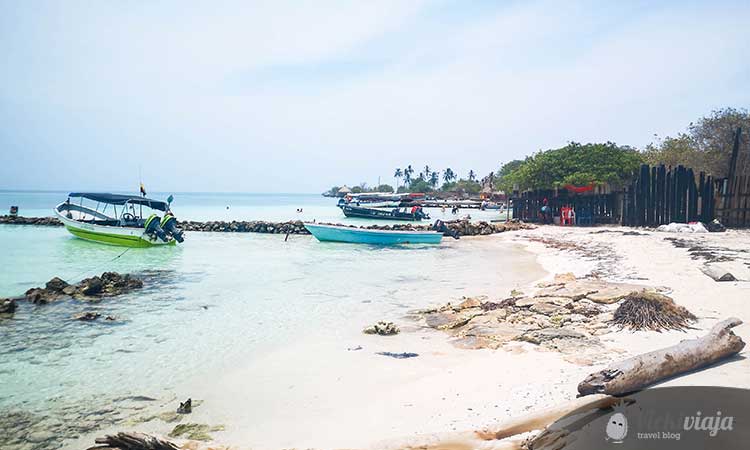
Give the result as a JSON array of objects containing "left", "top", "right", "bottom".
[
  {"left": 179, "top": 219, "right": 310, "bottom": 234},
  {"left": 23, "top": 272, "right": 143, "bottom": 304},
  {"left": 414, "top": 274, "right": 682, "bottom": 364},
  {"left": 0, "top": 215, "right": 62, "bottom": 226},
  {"left": 2, "top": 215, "right": 533, "bottom": 237}
]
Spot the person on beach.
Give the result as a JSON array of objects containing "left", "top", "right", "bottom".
[{"left": 540, "top": 198, "right": 550, "bottom": 224}]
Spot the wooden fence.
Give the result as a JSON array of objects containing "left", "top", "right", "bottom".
[
  {"left": 511, "top": 187, "right": 619, "bottom": 224},
  {"left": 716, "top": 127, "right": 750, "bottom": 227},
  {"left": 621, "top": 164, "right": 715, "bottom": 227}
]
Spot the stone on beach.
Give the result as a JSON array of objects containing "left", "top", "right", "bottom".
[
  {"left": 363, "top": 321, "right": 400, "bottom": 335},
  {"left": 415, "top": 273, "right": 677, "bottom": 360}
]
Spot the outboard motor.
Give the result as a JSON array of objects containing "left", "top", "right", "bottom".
[
  {"left": 144, "top": 214, "right": 169, "bottom": 243},
  {"left": 432, "top": 219, "right": 460, "bottom": 240},
  {"left": 160, "top": 213, "right": 185, "bottom": 243}
]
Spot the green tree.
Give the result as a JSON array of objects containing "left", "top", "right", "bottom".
[
  {"left": 443, "top": 168, "right": 456, "bottom": 184},
  {"left": 404, "top": 165, "right": 414, "bottom": 184},
  {"left": 429, "top": 171, "right": 439, "bottom": 188},
  {"left": 408, "top": 179, "right": 433, "bottom": 193},
  {"left": 424, "top": 165, "right": 431, "bottom": 178},
  {"left": 468, "top": 170, "right": 476, "bottom": 181},
  {"left": 645, "top": 107, "right": 750, "bottom": 177},
  {"left": 500, "top": 142, "right": 643, "bottom": 191},
  {"left": 376, "top": 184, "right": 394, "bottom": 193},
  {"left": 393, "top": 168, "right": 403, "bottom": 188}
]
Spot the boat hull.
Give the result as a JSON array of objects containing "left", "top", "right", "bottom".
[
  {"left": 304, "top": 223, "right": 442, "bottom": 245},
  {"left": 55, "top": 210, "right": 175, "bottom": 248},
  {"left": 340, "top": 205, "right": 428, "bottom": 221}
]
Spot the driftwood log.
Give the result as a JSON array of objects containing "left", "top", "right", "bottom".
[
  {"left": 87, "top": 432, "right": 179, "bottom": 450},
  {"left": 578, "top": 317, "right": 745, "bottom": 396},
  {"left": 382, "top": 394, "right": 618, "bottom": 450}
]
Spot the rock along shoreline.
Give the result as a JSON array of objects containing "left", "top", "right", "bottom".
[{"left": 0, "top": 215, "right": 531, "bottom": 237}]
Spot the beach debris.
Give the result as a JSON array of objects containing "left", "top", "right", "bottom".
[
  {"left": 177, "top": 398, "right": 192, "bottom": 414},
  {"left": 700, "top": 265, "right": 737, "bottom": 282},
  {"left": 376, "top": 351, "right": 418, "bottom": 359},
  {"left": 0, "top": 298, "right": 16, "bottom": 314},
  {"left": 363, "top": 321, "right": 400, "bottom": 335},
  {"left": 347, "top": 345, "right": 363, "bottom": 351},
  {"left": 168, "top": 423, "right": 224, "bottom": 441},
  {"left": 705, "top": 218, "right": 727, "bottom": 232},
  {"left": 656, "top": 222, "right": 708, "bottom": 233},
  {"left": 611, "top": 291, "right": 696, "bottom": 332},
  {"left": 72, "top": 311, "right": 101, "bottom": 321},
  {"left": 578, "top": 318, "right": 745, "bottom": 396},
  {"left": 87, "top": 431, "right": 179, "bottom": 450},
  {"left": 22, "top": 272, "right": 144, "bottom": 304}
]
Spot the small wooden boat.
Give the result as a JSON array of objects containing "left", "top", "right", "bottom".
[
  {"left": 339, "top": 204, "right": 430, "bottom": 221},
  {"left": 55, "top": 193, "right": 185, "bottom": 247},
  {"left": 304, "top": 223, "right": 443, "bottom": 245}
]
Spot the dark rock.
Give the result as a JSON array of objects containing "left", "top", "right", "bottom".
[
  {"left": 79, "top": 276, "right": 103, "bottom": 295},
  {"left": 177, "top": 398, "right": 192, "bottom": 414},
  {"left": 72, "top": 311, "right": 101, "bottom": 321},
  {"left": 46, "top": 277, "right": 69, "bottom": 292},
  {"left": 0, "top": 298, "right": 16, "bottom": 313}
]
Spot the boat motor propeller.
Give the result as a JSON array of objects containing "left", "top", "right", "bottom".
[
  {"left": 144, "top": 214, "right": 170, "bottom": 243},
  {"left": 160, "top": 214, "right": 185, "bottom": 243}
]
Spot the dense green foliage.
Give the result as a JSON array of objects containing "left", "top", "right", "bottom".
[
  {"left": 644, "top": 107, "right": 750, "bottom": 177},
  {"left": 498, "top": 142, "right": 644, "bottom": 191}
]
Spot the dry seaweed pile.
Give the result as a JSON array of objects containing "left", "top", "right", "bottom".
[{"left": 612, "top": 291, "right": 696, "bottom": 332}]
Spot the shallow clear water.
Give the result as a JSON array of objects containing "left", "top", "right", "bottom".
[{"left": 0, "top": 193, "right": 529, "bottom": 449}]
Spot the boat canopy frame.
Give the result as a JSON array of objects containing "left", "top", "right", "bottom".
[{"left": 68, "top": 193, "right": 169, "bottom": 211}]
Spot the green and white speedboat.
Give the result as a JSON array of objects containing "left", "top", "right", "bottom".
[{"left": 55, "top": 193, "right": 185, "bottom": 248}]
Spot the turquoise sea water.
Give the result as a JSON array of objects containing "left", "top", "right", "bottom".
[
  {"left": 0, "top": 190, "right": 508, "bottom": 224},
  {"left": 0, "top": 192, "right": 528, "bottom": 450}
]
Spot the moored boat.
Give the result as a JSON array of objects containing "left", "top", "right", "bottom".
[
  {"left": 54, "top": 193, "right": 185, "bottom": 247},
  {"left": 304, "top": 223, "right": 442, "bottom": 245},
  {"left": 339, "top": 203, "right": 430, "bottom": 221}
]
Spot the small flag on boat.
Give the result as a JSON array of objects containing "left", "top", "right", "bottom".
[
  {"left": 167, "top": 194, "right": 174, "bottom": 204},
  {"left": 140, "top": 183, "right": 147, "bottom": 196}
]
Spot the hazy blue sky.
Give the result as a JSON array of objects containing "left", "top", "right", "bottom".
[{"left": 1, "top": 0, "right": 749, "bottom": 193}]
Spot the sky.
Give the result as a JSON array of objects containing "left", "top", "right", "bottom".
[{"left": 1, "top": 0, "right": 749, "bottom": 194}]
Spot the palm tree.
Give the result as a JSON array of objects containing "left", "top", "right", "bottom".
[
  {"left": 404, "top": 165, "right": 414, "bottom": 185},
  {"left": 424, "top": 165, "right": 431, "bottom": 178},
  {"left": 468, "top": 170, "right": 476, "bottom": 182},
  {"left": 429, "top": 171, "right": 439, "bottom": 188},
  {"left": 443, "top": 168, "right": 456, "bottom": 184},
  {"left": 394, "top": 168, "right": 403, "bottom": 187}
]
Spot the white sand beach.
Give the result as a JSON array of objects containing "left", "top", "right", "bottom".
[{"left": 60, "top": 226, "right": 750, "bottom": 450}]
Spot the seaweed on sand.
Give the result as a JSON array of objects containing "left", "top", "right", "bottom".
[{"left": 611, "top": 291, "right": 696, "bottom": 332}]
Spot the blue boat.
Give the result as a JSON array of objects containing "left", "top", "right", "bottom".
[{"left": 304, "top": 223, "right": 443, "bottom": 245}]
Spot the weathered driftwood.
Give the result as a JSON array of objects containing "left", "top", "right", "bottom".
[
  {"left": 700, "top": 265, "right": 737, "bottom": 282},
  {"left": 87, "top": 431, "right": 179, "bottom": 450},
  {"left": 578, "top": 317, "right": 745, "bottom": 396},
  {"left": 382, "top": 394, "right": 618, "bottom": 450}
]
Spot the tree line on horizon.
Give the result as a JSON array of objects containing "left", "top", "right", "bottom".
[{"left": 325, "top": 107, "right": 749, "bottom": 196}]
